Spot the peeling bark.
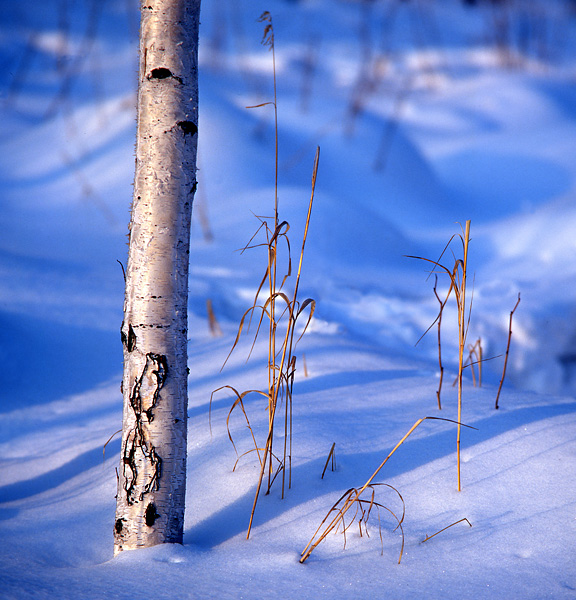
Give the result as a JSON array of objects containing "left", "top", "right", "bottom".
[{"left": 114, "top": 0, "right": 200, "bottom": 555}]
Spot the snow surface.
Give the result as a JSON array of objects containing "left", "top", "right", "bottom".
[{"left": 1, "top": 0, "right": 576, "bottom": 598}]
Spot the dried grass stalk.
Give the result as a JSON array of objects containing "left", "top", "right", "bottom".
[
  {"left": 408, "top": 220, "right": 472, "bottom": 491},
  {"left": 206, "top": 299, "right": 222, "bottom": 337},
  {"left": 216, "top": 13, "right": 321, "bottom": 541}
]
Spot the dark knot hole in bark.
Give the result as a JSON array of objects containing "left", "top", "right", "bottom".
[
  {"left": 149, "top": 67, "right": 172, "bottom": 79},
  {"left": 148, "top": 67, "right": 183, "bottom": 84},
  {"left": 115, "top": 518, "right": 124, "bottom": 534},
  {"left": 127, "top": 324, "right": 137, "bottom": 352},
  {"left": 120, "top": 323, "right": 137, "bottom": 352},
  {"left": 145, "top": 502, "right": 160, "bottom": 527},
  {"left": 177, "top": 120, "right": 198, "bottom": 136}
]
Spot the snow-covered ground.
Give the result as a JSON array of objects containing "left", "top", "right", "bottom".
[{"left": 1, "top": 0, "right": 575, "bottom": 598}]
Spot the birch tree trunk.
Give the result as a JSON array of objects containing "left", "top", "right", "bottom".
[{"left": 114, "top": 0, "right": 200, "bottom": 555}]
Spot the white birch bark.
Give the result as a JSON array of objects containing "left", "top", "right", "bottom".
[{"left": 114, "top": 0, "right": 200, "bottom": 555}]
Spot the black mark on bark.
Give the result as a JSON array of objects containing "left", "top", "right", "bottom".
[
  {"left": 143, "top": 446, "right": 162, "bottom": 496},
  {"left": 149, "top": 67, "right": 172, "bottom": 79},
  {"left": 115, "top": 518, "right": 124, "bottom": 534},
  {"left": 127, "top": 325, "right": 137, "bottom": 352},
  {"left": 145, "top": 502, "right": 160, "bottom": 527},
  {"left": 120, "top": 323, "right": 137, "bottom": 352},
  {"left": 122, "top": 353, "right": 168, "bottom": 505},
  {"left": 129, "top": 353, "right": 168, "bottom": 422},
  {"left": 177, "top": 120, "right": 198, "bottom": 136},
  {"left": 148, "top": 67, "right": 183, "bottom": 84}
]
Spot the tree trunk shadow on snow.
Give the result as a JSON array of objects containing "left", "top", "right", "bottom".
[
  {"left": 0, "top": 312, "right": 122, "bottom": 413},
  {"left": 0, "top": 439, "right": 121, "bottom": 504}
]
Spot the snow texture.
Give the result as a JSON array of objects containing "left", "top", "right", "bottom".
[{"left": 1, "top": 0, "right": 575, "bottom": 598}]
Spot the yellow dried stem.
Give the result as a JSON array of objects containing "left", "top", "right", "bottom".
[
  {"left": 206, "top": 298, "right": 222, "bottom": 337},
  {"left": 456, "top": 220, "right": 471, "bottom": 492},
  {"left": 210, "top": 385, "right": 267, "bottom": 465},
  {"left": 103, "top": 429, "right": 122, "bottom": 462},
  {"left": 246, "top": 149, "right": 319, "bottom": 537},
  {"left": 216, "top": 14, "right": 318, "bottom": 541},
  {"left": 408, "top": 220, "right": 472, "bottom": 491}
]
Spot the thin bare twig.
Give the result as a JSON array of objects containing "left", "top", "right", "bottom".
[
  {"left": 421, "top": 518, "right": 472, "bottom": 543},
  {"left": 432, "top": 276, "right": 444, "bottom": 410},
  {"left": 495, "top": 293, "right": 521, "bottom": 409},
  {"left": 321, "top": 443, "right": 336, "bottom": 479}
]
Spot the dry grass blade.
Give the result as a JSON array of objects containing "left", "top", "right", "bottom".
[
  {"left": 220, "top": 305, "right": 264, "bottom": 371},
  {"left": 454, "top": 338, "right": 483, "bottom": 387},
  {"left": 247, "top": 101, "right": 275, "bottom": 109},
  {"left": 233, "top": 447, "right": 282, "bottom": 474},
  {"left": 456, "top": 221, "right": 471, "bottom": 492},
  {"left": 103, "top": 429, "right": 122, "bottom": 462},
  {"left": 421, "top": 518, "right": 472, "bottom": 543},
  {"left": 211, "top": 385, "right": 267, "bottom": 466},
  {"left": 232, "top": 448, "right": 266, "bottom": 472},
  {"left": 226, "top": 391, "right": 265, "bottom": 466},
  {"left": 468, "top": 338, "right": 482, "bottom": 386},
  {"left": 294, "top": 298, "right": 316, "bottom": 344},
  {"left": 206, "top": 298, "right": 222, "bottom": 337},
  {"left": 476, "top": 339, "right": 483, "bottom": 385},
  {"left": 495, "top": 293, "right": 521, "bottom": 409},
  {"left": 238, "top": 219, "right": 268, "bottom": 254},
  {"left": 407, "top": 257, "right": 454, "bottom": 346},
  {"left": 258, "top": 11, "right": 274, "bottom": 49}
]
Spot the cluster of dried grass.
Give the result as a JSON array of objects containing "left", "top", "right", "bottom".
[
  {"left": 213, "top": 11, "right": 521, "bottom": 565},
  {"left": 300, "top": 416, "right": 476, "bottom": 564}
]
